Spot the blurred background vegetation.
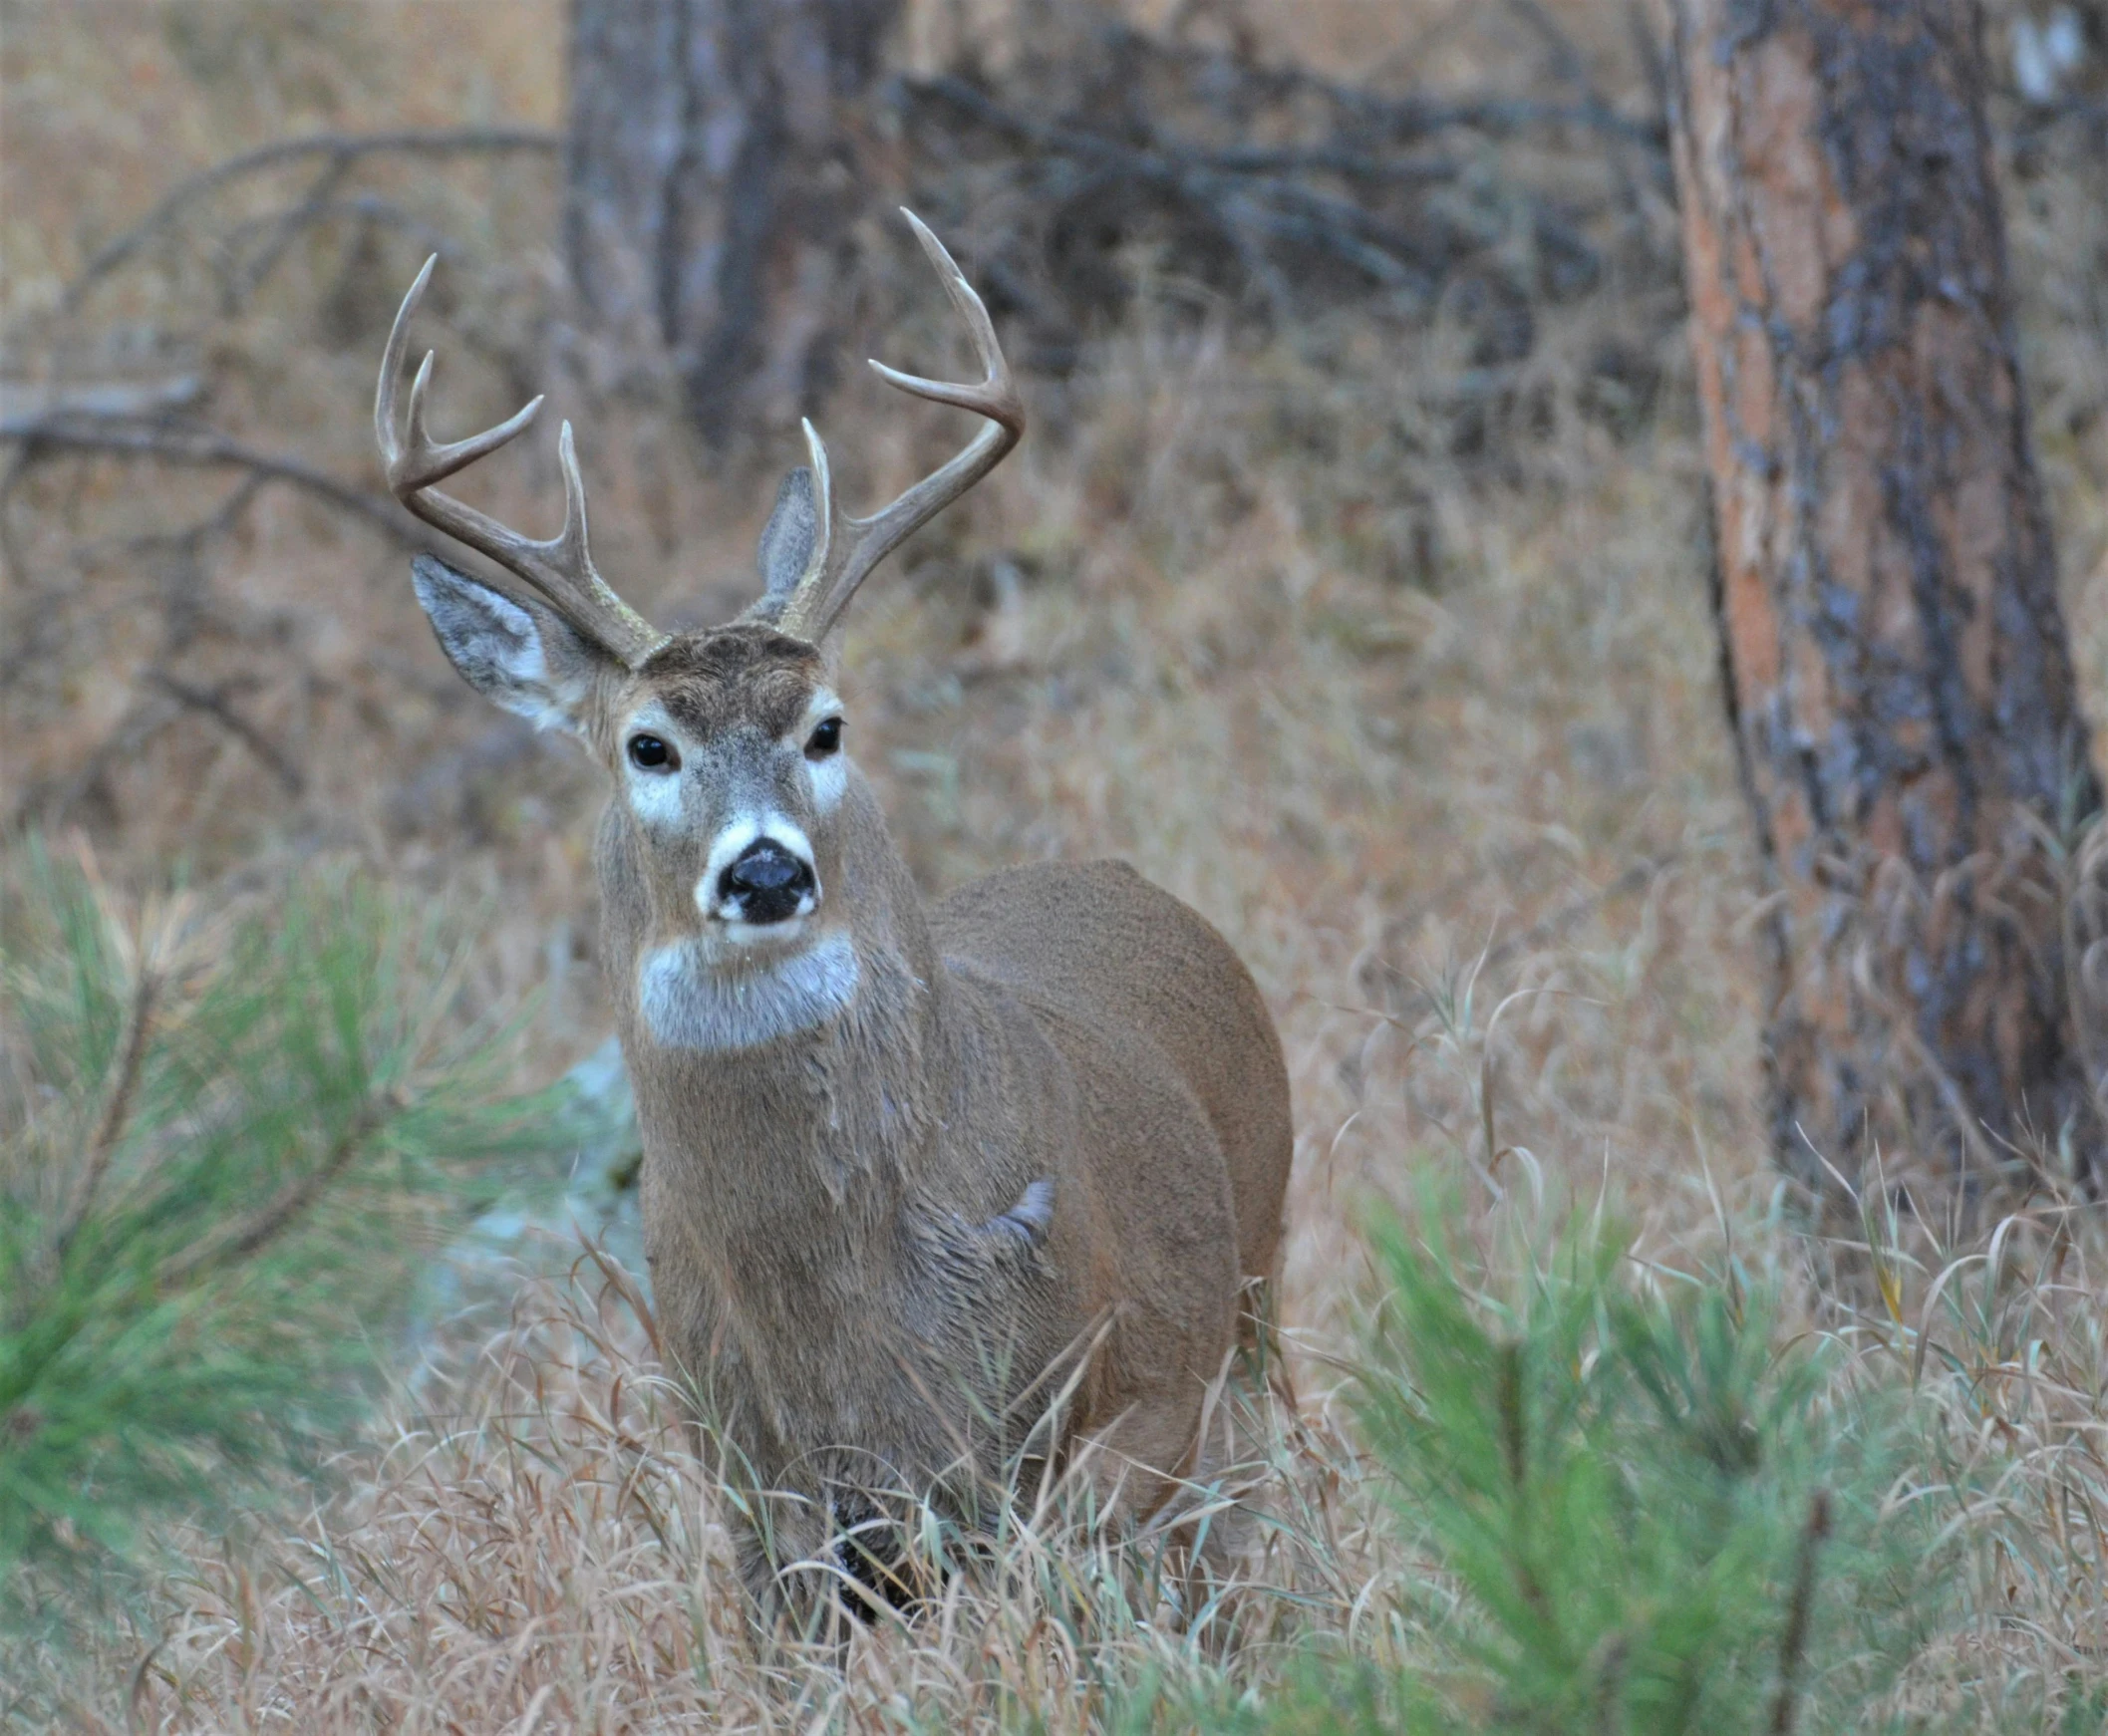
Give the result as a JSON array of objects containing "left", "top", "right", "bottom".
[{"left": 3, "top": 0, "right": 2108, "bottom": 1727}]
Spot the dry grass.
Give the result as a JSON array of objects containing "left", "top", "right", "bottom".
[
  {"left": 5, "top": 0, "right": 2108, "bottom": 1728},
  {"left": 45, "top": 1268, "right": 1362, "bottom": 1729}
]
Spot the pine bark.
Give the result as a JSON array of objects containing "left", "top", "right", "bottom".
[
  {"left": 564, "top": 0, "right": 901, "bottom": 441},
  {"left": 1664, "top": 0, "right": 2102, "bottom": 1197}
]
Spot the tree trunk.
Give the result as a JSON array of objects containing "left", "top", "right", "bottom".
[
  {"left": 1664, "top": 0, "right": 2103, "bottom": 1200},
  {"left": 564, "top": 0, "right": 901, "bottom": 442}
]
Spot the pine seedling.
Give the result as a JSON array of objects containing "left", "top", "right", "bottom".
[
  {"left": 1332, "top": 1196, "right": 1940, "bottom": 1734},
  {"left": 0, "top": 841, "right": 564, "bottom": 1578}
]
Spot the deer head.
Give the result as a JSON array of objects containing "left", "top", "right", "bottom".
[{"left": 378, "top": 213, "right": 1023, "bottom": 1049}]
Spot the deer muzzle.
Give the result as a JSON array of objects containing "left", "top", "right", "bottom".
[{"left": 708, "top": 832, "right": 818, "bottom": 930}]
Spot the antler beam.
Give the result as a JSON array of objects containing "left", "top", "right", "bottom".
[
  {"left": 375, "top": 256, "right": 667, "bottom": 669},
  {"left": 774, "top": 211, "right": 1026, "bottom": 643}
]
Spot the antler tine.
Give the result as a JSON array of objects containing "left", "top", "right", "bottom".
[
  {"left": 376, "top": 256, "right": 539, "bottom": 490},
  {"left": 403, "top": 349, "right": 543, "bottom": 491},
  {"left": 867, "top": 209, "right": 1020, "bottom": 422},
  {"left": 374, "top": 252, "right": 437, "bottom": 473},
  {"left": 776, "top": 211, "right": 1025, "bottom": 643},
  {"left": 550, "top": 420, "right": 664, "bottom": 642},
  {"left": 375, "top": 255, "right": 667, "bottom": 669}
]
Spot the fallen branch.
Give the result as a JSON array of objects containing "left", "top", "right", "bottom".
[
  {"left": 1273, "top": 67, "right": 1669, "bottom": 152},
  {"left": 906, "top": 51, "right": 1641, "bottom": 320},
  {"left": 913, "top": 75, "right": 1462, "bottom": 186}
]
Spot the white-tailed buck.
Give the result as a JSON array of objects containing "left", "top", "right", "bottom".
[{"left": 376, "top": 214, "right": 1292, "bottom": 1615}]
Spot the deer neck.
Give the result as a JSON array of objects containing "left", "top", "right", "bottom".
[{"left": 602, "top": 774, "right": 953, "bottom": 1224}]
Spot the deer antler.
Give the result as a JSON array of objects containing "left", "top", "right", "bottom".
[
  {"left": 771, "top": 211, "right": 1026, "bottom": 643},
  {"left": 375, "top": 256, "right": 668, "bottom": 669}
]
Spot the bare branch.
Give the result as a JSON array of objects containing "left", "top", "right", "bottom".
[
  {"left": 61, "top": 128, "right": 560, "bottom": 314},
  {"left": 146, "top": 671, "right": 306, "bottom": 795},
  {"left": 0, "top": 378, "right": 203, "bottom": 423},
  {"left": 219, "top": 194, "right": 455, "bottom": 271},
  {"left": 0, "top": 416, "right": 434, "bottom": 549},
  {"left": 908, "top": 78, "right": 1435, "bottom": 290},
  {"left": 1494, "top": 0, "right": 1660, "bottom": 214},
  {"left": 216, "top": 154, "right": 355, "bottom": 312}
]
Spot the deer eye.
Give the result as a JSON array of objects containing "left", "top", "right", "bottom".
[
  {"left": 628, "top": 733, "right": 677, "bottom": 770},
  {"left": 805, "top": 718, "right": 843, "bottom": 758}
]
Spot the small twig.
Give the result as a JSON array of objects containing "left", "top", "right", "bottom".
[
  {"left": 1499, "top": 0, "right": 1596, "bottom": 96},
  {"left": 0, "top": 442, "right": 35, "bottom": 584},
  {"left": 921, "top": 78, "right": 1456, "bottom": 184},
  {"left": 53, "top": 967, "right": 162, "bottom": 1263},
  {"left": 60, "top": 127, "right": 559, "bottom": 314},
  {"left": 0, "top": 475, "right": 263, "bottom": 691},
  {"left": 1497, "top": 1338, "right": 1528, "bottom": 1491},
  {"left": 1495, "top": 1337, "right": 1558, "bottom": 1635},
  {"left": 219, "top": 193, "right": 455, "bottom": 266},
  {"left": 2010, "top": 93, "right": 2108, "bottom": 148},
  {"left": 217, "top": 154, "right": 354, "bottom": 312},
  {"left": 1164, "top": 142, "right": 1460, "bottom": 182},
  {"left": 1626, "top": 0, "right": 1670, "bottom": 130},
  {"left": 1591, "top": 1631, "right": 1630, "bottom": 1729},
  {"left": 1769, "top": 1488, "right": 1833, "bottom": 1735},
  {"left": 1072, "top": 24, "right": 1670, "bottom": 149},
  {"left": 1326, "top": 85, "right": 1669, "bottom": 151},
  {"left": 158, "top": 1094, "right": 398, "bottom": 1290},
  {"left": 159, "top": 474, "right": 269, "bottom": 655},
  {"left": 146, "top": 671, "right": 306, "bottom": 795},
  {"left": 5, "top": 692, "right": 178, "bottom": 831}
]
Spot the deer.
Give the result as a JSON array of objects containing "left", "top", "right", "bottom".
[{"left": 374, "top": 213, "right": 1293, "bottom": 1621}]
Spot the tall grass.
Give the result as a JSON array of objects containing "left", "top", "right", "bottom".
[{"left": 35, "top": 1171, "right": 2099, "bottom": 1733}]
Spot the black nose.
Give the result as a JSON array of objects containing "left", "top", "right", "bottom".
[{"left": 719, "top": 838, "right": 815, "bottom": 925}]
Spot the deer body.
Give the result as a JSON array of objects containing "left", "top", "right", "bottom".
[{"left": 377, "top": 218, "right": 1291, "bottom": 1610}]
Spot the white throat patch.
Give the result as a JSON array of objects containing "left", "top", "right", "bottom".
[{"left": 638, "top": 931, "right": 860, "bottom": 1051}]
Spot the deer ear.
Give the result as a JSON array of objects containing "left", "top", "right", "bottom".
[
  {"left": 411, "top": 554, "right": 604, "bottom": 736},
  {"left": 753, "top": 466, "right": 817, "bottom": 620}
]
